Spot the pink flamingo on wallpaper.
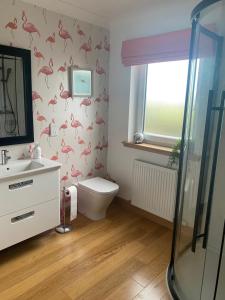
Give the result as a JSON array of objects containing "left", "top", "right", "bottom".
[
  {"left": 104, "top": 36, "right": 110, "bottom": 52},
  {"left": 80, "top": 37, "right": 92, "bottom": 60},
  {"left": 38, "top": 58, "right": 54, "bottom": 89},
  {"left": 46, "top": 32, "right": 55, "bottom": 50},
  {"left": 59, "top": 120, "right": 68, "bottom": 135},
  {"left": 96, "top": 59, "right": 106, "bottom": 76},
  {"left": 22, "top": 11, "right": 40, "bottom": 48},
  {"left": 94, "top": 95, "right": 102, "bottom": 103},
  {"left": 103, "top": 88, "right": 109, "bottom": 103},
  {"left": 61, "top": 172, "right": 69, "bottom": 184},
  {"left": 70, "top": 113, "right": 83, "bottom": 137},
  {"left": 69, "top": 56, "right": 79, "bottom": 69},
  {"left": 102, "top": 136, "right": 108, "bottom": 149},
  {"left": 71, "top": 165, "right": 83, "bottom": 182},
  {"left": 61, "top": 139, "right": 74, "bottom": 161},
  {"left": 40, "top": 119, "right": 54, "bottom": 146},
  {"left": 34, "top": 47, "right": 44, "bottom": 66},
  {"left": 5, "top": 18, "right": 17, "bottom": 38},
  {"left": 95, "top": 142, "right": 103, "bottom": 151},
  {"left": 36, "top": 111, "right": 47, "bottom": 123},
  {"left": 80, "top": 142, "right": 91, "bottom": 164},
  {"left": 87, "top": 169, "right": 94, "bottom": 177},
  {"left": 95, "top": 158, "right": 104, "bottom": 170},
  {"left": 95, "top": 112, "right": 105, "bottom": 125},
  {"left": 32, "top": 91, "right": 43, "bottom": 103},
  {"left": 59, "top": 83, "right": 72, "bottom": 110},
  {"left": 77, "top": 24, "right": 85, "bottom": 40},
  {"left": 86, "top": 122, "right": 93, "bottom": 132},
  {"left": 95, "top": 41, "right": 102, "bottom": 50},
  {"left": 80, "top": 97, "right": 92, "bottom": 117},
  {"left": 58, "top": 20, "right": 73, "bottom": 51},
  {"left": 51, "top": 151, "right": 59, "bottom": 161},
  {"left": 78, "top": 136, "right": 85, "bottom": 145},
  {"left": 48, "top": 95, "right": 57, "bottom": 112},
  {"left": 58, "top": 62, "right": 67, "bottom": 73}
]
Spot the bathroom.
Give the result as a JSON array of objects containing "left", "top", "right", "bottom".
[{"left": 0, "top": 0, "right": 225, "bottom": 299}]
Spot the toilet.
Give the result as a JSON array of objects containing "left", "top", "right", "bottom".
[{"left": 77, "top": 177, "right": 119, "bottom": 220}]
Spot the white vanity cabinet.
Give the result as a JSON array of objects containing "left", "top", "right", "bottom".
[{"left": 0, "top": 158, "right": 61, "bottom": 250}]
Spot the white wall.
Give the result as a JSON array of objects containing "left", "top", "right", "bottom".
[{"left": 107, "top": 0, "right": 199, "bottom": 200}]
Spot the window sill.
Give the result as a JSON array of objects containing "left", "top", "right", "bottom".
[{"left": 122, "top": 141, "right": 172, "bottom": 156}]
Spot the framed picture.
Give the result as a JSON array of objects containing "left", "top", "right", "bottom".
[{"left": 69, "top": 67, "right": 93, "bottom": 97}]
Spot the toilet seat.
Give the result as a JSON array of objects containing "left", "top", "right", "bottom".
[{"left": 79, "top": 177, "right": 119, "bottom": 195}]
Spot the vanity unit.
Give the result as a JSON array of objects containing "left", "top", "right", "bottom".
[{"left": 0, "top": 158, "right": 61, "bottom": 250}]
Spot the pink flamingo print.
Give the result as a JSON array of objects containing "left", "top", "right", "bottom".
[
  {"left": 80, "top": 97, "right": 92, "bottom": 117},
  {"left": 95, "top": 158, "right": 104, "bottom": 170},
  {"left": 94, "top": 95, "right": 102, "bottom": 103},
  {"left": 59, "top": 120, "right": 68, "bottom": 135},
  {"left": 22, "top": 11, "right": 40, "bottom": 47},
  {"left": 58, "top": 62, "right": 67, "bottom": 73},
  {"left": 78, "top": 136, "right": 85, "bottom": 145},
  {"left": 46, "top": 32, "right": 55, "bottom": 50},
  {"left": 60, "top": 83, "right": 72, "bottom": 110},
  {"left": 104, "top": 36, "right": 110, "bottom": 52},
  {"left": 80, "top": 142, "right": 91, "bottom": 164},
  {"left": 48, "top": 95, "right": 57, "bottom": 112},
  {"left": 71, "top": 113, "right": 83, "bottom": 137},
  {"left": 61, "top": 139, "right": 74, "bottom": 161},
  {"left": 95, "top": 142, "right": 103, "bottom": 151},
  {"left": 96, "top": 59, "right": 106, "bottom": 76},
  {"left": 5, "top": 18, "right": 17, "bottom": 38},
  {"left": 80, "top": 37, "right": 92, "bottom": 60},
  {"left": 34, "top": 47, "right": 44, "bottom": 65},
  {"left": 86, "top": 122, "right": 93, "bottom": 132},
  {"left": 96, "top": 112, "right": 105, "bottom": 125},
  {"left": 58, "top": 20, "right": 73, "bottom": 51},
  {"left": 87, "top": 169, "right": 94, "bottom": 177},
  {"left": 40, "top": 119, "right": 54, "bottom": 145},
  {"left": 38, "top": 58, "right": 54, "bottom": 89},
  {"left": 32, "top": 91, "right": 43, "bottom": 103},
  {"left": 77, "top": 24, "right": 85, "bottom": 39},
  {"left": 61, "top": 172, "right": 69, "bottom": 184},
  {"left": 95, "top": 41, "right": 102, "bottom": 50},
  {"left": 36, "top": 111, "right": 47, "bottom": 123},
  {"left": 51, "top": 152, "right": 59, "bottom": 161},
  {"left": 71, "top": 165, "right": 83, "bottom": 182}
]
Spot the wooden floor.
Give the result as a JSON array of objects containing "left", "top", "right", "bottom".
[{"left": 0, "top": 202, "right": 172, "bottom": 300}]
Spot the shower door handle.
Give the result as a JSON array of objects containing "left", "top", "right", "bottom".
[
  {"left": 192, "top": 90, "right": 214, "bottom": 253},
  {"left": 202, "top": 91, "right": 225, "bottom": 249}
]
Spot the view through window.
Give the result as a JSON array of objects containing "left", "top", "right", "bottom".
[{"left": 144, "top": 60, "right": 189, "bottom": 140}]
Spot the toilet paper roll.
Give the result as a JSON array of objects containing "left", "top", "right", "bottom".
[{"left": 65, "top": 185, "right": 77, "bottom": 221}]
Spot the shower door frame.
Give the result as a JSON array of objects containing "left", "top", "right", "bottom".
[{"left": 167, "top": 0, "right": 223, "bottom": 299}]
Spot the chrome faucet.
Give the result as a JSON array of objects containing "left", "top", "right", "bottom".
[{"left": 1, "top": 150, "right": 11, "bottom": 165}]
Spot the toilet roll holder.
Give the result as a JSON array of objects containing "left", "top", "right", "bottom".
[{"left": 55, "top": 186, "right": 72, "bottom": 234}]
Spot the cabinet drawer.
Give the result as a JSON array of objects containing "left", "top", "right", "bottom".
[
  {"left": 0, "top": 199, "right": 60, "bottom": 251},
  {"left": 0, "top": 169, "right": 60, "bottom": 217}
]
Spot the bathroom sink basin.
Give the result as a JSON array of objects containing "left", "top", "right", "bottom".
[{"left": 0, "top": 158, "right": 61, "bottom": 181}]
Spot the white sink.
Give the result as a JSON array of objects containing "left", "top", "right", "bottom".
[{"left": 0, "top": 158, "right": 61, "bottom": 181}]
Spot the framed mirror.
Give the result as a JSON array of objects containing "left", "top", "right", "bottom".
[{"left": 0, "top": 45, "right": 33, "bottom": 146}]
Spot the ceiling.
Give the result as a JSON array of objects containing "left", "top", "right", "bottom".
[{"left": 22, "top": 0, "right": 163, "bottom": 28}]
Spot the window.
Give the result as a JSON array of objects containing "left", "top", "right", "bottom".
[{"left": 134, "top": 60, "right": 189, "bottom": 147}]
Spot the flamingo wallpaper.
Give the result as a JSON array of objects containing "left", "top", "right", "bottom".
[{"left": 0, "top": 0, "right": 110, "bottom": 186}]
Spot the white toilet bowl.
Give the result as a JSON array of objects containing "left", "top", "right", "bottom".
[{"left": 77, "top": 177, "right": 119, "bottom": 220}]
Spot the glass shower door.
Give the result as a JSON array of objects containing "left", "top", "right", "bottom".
[{"left": 173, "top": 19, "right": 222, "bottom": 300}]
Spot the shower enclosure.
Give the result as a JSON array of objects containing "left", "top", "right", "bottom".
[{"left": 168, "top": 0, "right": 225, "bottom": 299}]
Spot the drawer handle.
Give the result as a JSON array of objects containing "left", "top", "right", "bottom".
[
  {"left": 11, "top": 211, "right": 35, "bottom": 223},
  {"left": 9, "top": 180, "right": 33, "bottom": 190}
]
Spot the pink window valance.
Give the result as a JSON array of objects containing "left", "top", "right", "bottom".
[{"left": 121, "top": 29, "right": 191, "bottom": 67}]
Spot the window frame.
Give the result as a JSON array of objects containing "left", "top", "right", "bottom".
[{"left": 135, "top": 61, "right": 186, "bottom": 147}]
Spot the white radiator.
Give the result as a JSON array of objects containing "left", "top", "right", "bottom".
[{"left": 131, "top": 160, "right": 177, "bottom": 221}]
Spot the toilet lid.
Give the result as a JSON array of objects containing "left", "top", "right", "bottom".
[{"left": 79, "top": 177, "right": 119, "bottom": 194}]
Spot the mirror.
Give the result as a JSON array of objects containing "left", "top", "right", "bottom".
[{"left": 0, "top": 45, "right": 33, "bottom": 146}]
